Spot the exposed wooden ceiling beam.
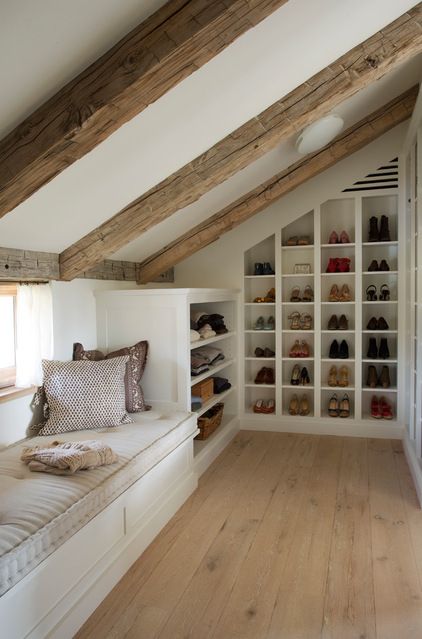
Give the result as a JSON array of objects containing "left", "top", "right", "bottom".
[
  {"left": 0, "top": 0, "right": 289, "bottom": 218},
  {"left": 59, "top": 6, "right": 422, "bottom": 281},
  {"left": 136, "top": 86, "right": 418, "bottom": 283}
]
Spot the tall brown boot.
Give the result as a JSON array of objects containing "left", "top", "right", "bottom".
[
  {"left": 379, "top": 365, "right": 390, "bottom": 388},
  {"left": 367, "top": 365, "right": 377, "bottom": 388}
]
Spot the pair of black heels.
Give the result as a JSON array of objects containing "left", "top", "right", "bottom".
[
  {"left": 366, "top": 284, "right": 390, "bottom": 301},
  {"left": 291, "top": 364, "right": 310, "bottom": 385}
]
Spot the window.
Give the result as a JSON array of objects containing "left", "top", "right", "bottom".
[{"left": 0, "top": 284, "right": 17, "bottom": 389}]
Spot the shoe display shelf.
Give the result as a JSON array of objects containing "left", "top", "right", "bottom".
[
  {"left": 241, "top": 190, "right": 402, "bottom": 435},
  {"left": 95, "top": 288, "right": 239, "bottom": 476}
]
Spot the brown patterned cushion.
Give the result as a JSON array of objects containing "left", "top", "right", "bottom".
[
  {"left": 37, "top": 357, "right": 133, "bottom": 436},
  {"left": 73, "top": 340, "right": 149, "bottom": 413}
]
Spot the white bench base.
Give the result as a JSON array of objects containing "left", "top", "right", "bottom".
[{"left": 1, "top": 435, "right": 198, "bottom": 639}]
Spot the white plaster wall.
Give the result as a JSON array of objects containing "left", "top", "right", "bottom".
[{"left": 175, "top": 123, "right": 407, "bottom": 290}]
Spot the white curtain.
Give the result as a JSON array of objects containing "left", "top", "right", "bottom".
[{"left": 15, "top": 283, "right": 54, "bottom": 387}]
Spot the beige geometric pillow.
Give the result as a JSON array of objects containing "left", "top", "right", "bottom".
[
  {"left": 37, "top": 357, "right": 133, "bottom": 436},
  {"left": 73, "top": 341, "right": 149, "bottom": 413}
]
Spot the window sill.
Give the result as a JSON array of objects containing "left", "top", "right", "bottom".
[{"left": 0, "top": 386, "right": 37, "bottom": 404}]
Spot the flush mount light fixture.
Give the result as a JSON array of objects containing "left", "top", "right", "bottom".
[{"left": 295, "top": 114, "right": 344, "bottom": 154}]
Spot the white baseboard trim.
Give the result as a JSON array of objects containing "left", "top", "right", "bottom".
[
  {"left": 240, "top": 415, "right": 403, "bottom": 439},
  {"left": 193, "top": 416, "right": 239, "bottom": 476},
  {"left": 403, "top": 431, "right": 422, "bottom": 508}
]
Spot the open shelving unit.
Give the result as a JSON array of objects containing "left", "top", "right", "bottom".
[{"left": 242, "top": 192, "right": 402, "bottom": 434}]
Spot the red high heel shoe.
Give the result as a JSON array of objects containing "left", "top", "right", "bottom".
[
  {"left": 338, "top": 257, "right": 351, "bottom": 273},
  {"left": 326, "top": 258, "right": 338, "bottom": 273}
]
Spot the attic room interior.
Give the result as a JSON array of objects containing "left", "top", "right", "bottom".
[{"left": 1, "top": 0, "right": 422, "bottom": 637}]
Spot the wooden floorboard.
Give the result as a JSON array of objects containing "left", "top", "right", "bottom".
[{"left": 76, "top": 432, "right": 422, "bottom": 639}]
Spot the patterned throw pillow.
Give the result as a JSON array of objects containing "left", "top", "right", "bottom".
[
  {"left": 73, "top": 340, "right": 149, "bottom": 413},
  {"left": 37, "top": 357, "right": 133, "bottom": 436}
]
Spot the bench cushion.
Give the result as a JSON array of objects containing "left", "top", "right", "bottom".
[{"left": 0, "top": 409, "right": 196, "bottom": 596}]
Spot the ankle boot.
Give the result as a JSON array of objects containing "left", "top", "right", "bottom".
[
  {"left": 379, "top": 365, "right": 390, "bottom": 388},
  {"left": 367, "top": 337, "right": 378, "bottom": 359},
  {"left": 368, "top": 216, "right": 379, "bottom": 242},
  {"left": 367, "top": 365, "right": 377, "bottom": 388},
  {"left": 379, "top": 338, "right": 390, "bottom": 359},
  {"left": 379, "top": 215, "right": 391, "bottom": 242},
  {"left": 339, "top": 340, "right": 349, "bottom": 359},
  {"left": 329, "top": 340, "right": 339, "bottom": 358}
]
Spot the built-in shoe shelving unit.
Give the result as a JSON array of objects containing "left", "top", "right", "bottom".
[{"left": 242, "top": 190, "right": 401, "bottom": 434}]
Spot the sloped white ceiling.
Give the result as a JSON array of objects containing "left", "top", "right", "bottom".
[{"left": 0, "top": 0, "right": 420, "bottom": 260}]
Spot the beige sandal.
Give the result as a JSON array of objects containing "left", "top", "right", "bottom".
[
  {"left": 339, "top": 283, "right": 352, "bottom": 302},
  {"left": 300, "top": 313, "right": 313, "bottom": 330},
  {"left": 329, "top": 284, "right": 340, "bottom": 302},
  {"left": 290, "top": 286, "right": 301, "bottom": 302},
  {"left": 299, "top": 394, "right": 310, "bottom": 416},
  {"left": 302, "top": 285, "right": 314, "bottom": 302},
  {"left": 289, "top": 394, "right": 299, "bottom": 415},
  {"left": 288, "top": 312, "right": 301, "bottom": 330}
]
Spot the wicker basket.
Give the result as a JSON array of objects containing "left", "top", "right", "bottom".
[{"left": 196, "top": 402, "right": 224, "bottom": 440}]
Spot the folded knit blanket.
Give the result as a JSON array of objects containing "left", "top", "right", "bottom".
[{"left": 21, "top": 440, "right": 118, "bottom": 475}]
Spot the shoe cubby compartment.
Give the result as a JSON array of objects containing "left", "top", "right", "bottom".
[
  {"left": 362, "top": 243, "right": 398, "bottom": 272},
  {"left": 362, "top": 303, "right": 397, "bottom": 331},
  {"left": 321, "top": 361, "right": 354, "bottom": 389},
  {"left": 361, "top": 392, "right": 396, "bottom": 421},
  {"left": 244, "top": 277, "right": 276, "bottom": 303},
  {"left": 282, "top": 360, "right": 314, "bottom": 387},
  {"left": 321, "top": 389, "right": 355, "bottom": 419},
  {"left": 321, "top": 246, "right": 355, "bottom": 272},
  {"left": 362, "top": 195, "right": 397, "bottom": 243},
  {"left": 362, "top": 363, "right": 397, "bottom": 391},
  {"left": 321, "top": 275, "right": 355, "bottom": 302},
  {"left": 320, "top": 198, "right": 355, "bottom": 244},
  {"left": 362, "top": 334, "right": 397, "bottom": 361},
  {"left": 244, "top": 305, "right": 275, "bottom": 331},
  {"left": 321, "top": 305, "right": 355, "bottom": 331},
  {"left": 282, "top": 332, "right": 314, "bottom": 358},
  {"left": 245, "top": 386, "right": 276, "bottom": 415},
  {"left": 281, "top": 247, "right": 314, "bottom": 274},
  {"left": 245, "top": 333, "right": 276, "bottom": 359},
  {"left": 244, "top": 235, "right": 275, "bottom": 276},
  {"left": 245, "top": 360, "right": 275, "bottom": 387},
  {"left": 321, "top": 333, "right": 355, "bottom": 359},
  {"left": 281, "top": 210, "right": 314, "bottom": 246},
  {"left": 282, "top": 388, "right": 314, "bottom": 417},
  {"left": 281, "top": 275, "right": 314, "bottom": 302},
  {"left": 362, "top": 273, "right": 397, "bottom": 301},
  {"left": 282, "top": 306, "right": 314, "bottom": 331}
]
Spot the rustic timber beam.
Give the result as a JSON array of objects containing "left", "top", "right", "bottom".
[
  {"left": 0, "top": 0, "right": 289, "bottom": 218},
  {"left": 0, "top": 247, "right": 142, "bottom": 282},
  {"left": 136, "top": 86, "right": 418, "bottom": 283},
  {"left": 59, "top": 5, "right": 422, "bottom": 280}
]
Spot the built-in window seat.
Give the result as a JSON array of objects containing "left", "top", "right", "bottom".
[{"left": 0, "top": 409, "right": 198, "bottom": 639}]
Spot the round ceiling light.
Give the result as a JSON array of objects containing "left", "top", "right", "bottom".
[{"left": 295, "top": 114, "right": 344, "bottom": 154}]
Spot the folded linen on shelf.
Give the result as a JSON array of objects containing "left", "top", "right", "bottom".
[
  {"left": 212, "top": 377, "right": 231, "bottom": 394},
  {"left": 190, "top": 312, "right": 228, "bottom": 335},
  {"left": 192, "top": 346, "right": 225, "bottom": 366}
]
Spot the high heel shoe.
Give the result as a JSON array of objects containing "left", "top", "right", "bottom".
[
  {"left": 288, "top": 312, "right": 301, "bottom": 330},
  {"left": 328, "top": 394, "right": 339, "bottom": 417},
  {"left": 326, "top": 258, "right": 338, "bottom": 273},
  {"left": 328, "top": 365, "right": 338, "bottom": 387},
  {"left": 289, "top": 340, "right": 301, "bottom": 357},
  {"left": 291, "top": 364, "right": 301, "bottom": 385},
  {"left": 366, "top": 285, "right": 377, "bottom": 301},
  {"left": 302, "top": 285, "right": 314, "bottom": 302},
  {"left": 339, "top": 394, "right": 350, "bottom": 418},
  {"left": 300, "top": 313, "right": 313, "bottom": 330},
  {"left": 338, "top": 257, "right": 351, "bottom": 273},
  {"left": 328, "top": 284, "right": 340, "bottom": 302},
  {"left": 300, "top": 340, "right": 310, "bottom": 358},
  {"left": 299, "top": 395, "right": 310, "bottom": 416},
  {"left": 329, "top": 230, "right": 339, "bottom": 244},
  {"left": 379, "top": 284, "right": 390, "bottom": 301},
  {"left": 300, "top": 367, "right": 310, "bottom": 386},
  {"left": 339, "top": 284, "right": 351, "bottom": 302},
  {"left": 338, "top": 366, "right": 349, "bottom": 388},
  {"left": 290, "top": 286, "right": 301, "bottom": 302},
  {"left": 289, "top": 394, "right": 299, "bottom": 415},
  {"left": 340, "top": 230, "right": 350, "bottom": 243}
]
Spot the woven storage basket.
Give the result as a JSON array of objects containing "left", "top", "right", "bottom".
[{"left": 196, "top": 402, "right": 224, "bottom": 440}]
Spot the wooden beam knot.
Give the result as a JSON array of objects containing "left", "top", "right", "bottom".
[{"left": 364, "top": 55, "right": 379, "bottom": 69}]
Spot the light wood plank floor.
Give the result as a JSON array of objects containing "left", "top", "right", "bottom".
[{"left": 76, "top": 432, "right": 422, "bottom": 639}]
